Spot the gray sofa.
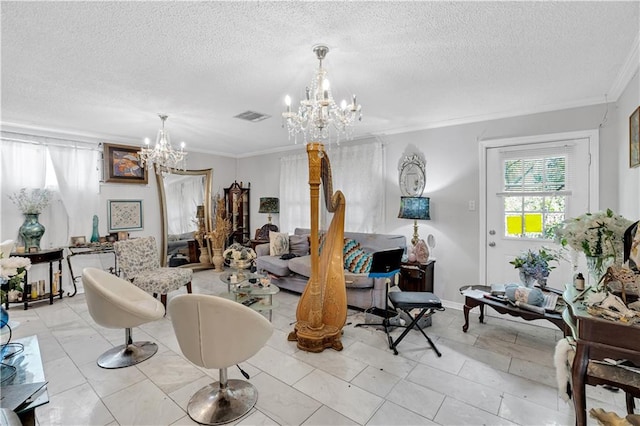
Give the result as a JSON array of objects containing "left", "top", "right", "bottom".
[{"left": 255, "top": 228, "right": 406, "bottom": 310}]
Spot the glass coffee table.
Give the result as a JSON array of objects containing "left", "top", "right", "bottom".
[{"left": 219, "top": 271, "right": 279, "bottom": 321}]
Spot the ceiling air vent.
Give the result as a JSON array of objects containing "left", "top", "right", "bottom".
[{"left": 234, "top": 111, "right": 271, "bottom": 123}]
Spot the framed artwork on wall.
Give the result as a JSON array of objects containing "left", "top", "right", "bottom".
[
  {"left": 103, "top": 143, "right": 148, "bottom": 184},
  {"left": 631, "top": 106, "right": 640, "bottom": 168},
  {"left": 108, "top": 199, "right": 143, "bottom": 232}
]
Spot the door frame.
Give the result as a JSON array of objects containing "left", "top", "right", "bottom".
[{"left": 478, "top": 129, "right": 600, "bottom": 285}]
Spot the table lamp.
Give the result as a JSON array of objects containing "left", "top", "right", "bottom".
[
  {"left": 398, "top": 196, "right": 430, "bottom": 246},
  {"left": 258, "top": 197, "right": 279, "bottom": 224}
]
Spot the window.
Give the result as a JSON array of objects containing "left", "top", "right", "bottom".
[{"left": 500, "top": 147, "right": 573, "bottom": 240}]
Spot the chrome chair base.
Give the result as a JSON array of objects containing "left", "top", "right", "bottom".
[
  {"left": 97, "top": 341, "right": 158, "bottom": 369},
  {"left": 187, "top": 380, "right": 257, "bottom": 425}
]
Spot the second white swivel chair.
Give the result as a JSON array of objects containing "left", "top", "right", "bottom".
[
  {"left": 82, "top": 267, "right": 165, "bottom": 368},
  {"left": 169, "top": 294, "right": 273, "bottom": 425}
]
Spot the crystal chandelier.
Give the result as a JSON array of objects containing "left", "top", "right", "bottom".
[
  {"left": 282, "top": 45, "right": 362, "bottom": 144},
  {"left": 138, "top": 114, "right": 187, "bottom": 174}
]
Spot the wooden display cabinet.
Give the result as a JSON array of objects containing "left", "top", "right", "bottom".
[{"left": 224, "top": 181, "right": 250, "bottom": 245}]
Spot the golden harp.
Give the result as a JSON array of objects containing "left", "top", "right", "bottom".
[{"left": 288, "top": 143, "right": 347, "bottom": 352}]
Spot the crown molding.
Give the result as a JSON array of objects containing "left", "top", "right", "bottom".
[{"left": 608, "top": 34, "right": 640, "bottom": 101}]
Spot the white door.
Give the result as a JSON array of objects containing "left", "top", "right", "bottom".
[{"left": 482, "top": 131, "right": 598, "bottom": 288}]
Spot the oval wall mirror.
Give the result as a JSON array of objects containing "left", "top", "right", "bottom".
[{"left": 156, "top": 168, "right": 213, "bottom": 268}]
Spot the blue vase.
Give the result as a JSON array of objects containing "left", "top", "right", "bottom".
[
  {"left": 19, "top": 213, "right": 45, "bottom": 250},
  {"left": 1, "top": 305, "right": 8, "bottom": 329}
]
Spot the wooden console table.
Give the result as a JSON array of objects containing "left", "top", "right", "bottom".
[
  {"left": 6, "top": 248, "right": 63, "bottom": 310},
  {"left": 460, "top": 285, "right": 566, "bottom": 333},
  {"left": 563, "top": 286, "right": 640, "bottom": 426}
]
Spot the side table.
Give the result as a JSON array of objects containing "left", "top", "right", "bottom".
[
  {"left": 7, "top": 248, "right": 63, "bottom": 310},
  {"left": 66, "top": 244, "right": 118, "bottom": 297},
  {"left": 398, "top": 260, "right": 435, "bottom": 292}
]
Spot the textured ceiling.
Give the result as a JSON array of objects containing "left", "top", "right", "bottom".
[{"left": 1, "top": 1, "right": 639, "bottom": 157}]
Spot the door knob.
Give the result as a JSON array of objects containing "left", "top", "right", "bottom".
[{"left": 488, "top": 242, "right": 496, "bottom": 247}]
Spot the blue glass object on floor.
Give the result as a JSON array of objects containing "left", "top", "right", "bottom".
[{"left": 1, "top": 305, "right": 8, "bottom": 329}]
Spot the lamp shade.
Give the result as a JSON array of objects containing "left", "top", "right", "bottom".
[
  {"left": 258, "top": 197, "right": 279, "bottom": 214},
  {"left": 398, "top": 197, "right": 430, "bottom": 220}
]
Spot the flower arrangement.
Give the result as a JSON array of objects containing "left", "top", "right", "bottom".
[
  {"left": 0, "top": 256, "right": 31, "bottom": 303},
  {"left": 207, "top": 196, "right": 232, "bottom": 249},
  {"left": 554, "top": 209, "right": 632, "bottom": 262},
  {"left": 9, "top": 188, "right": 52, "bottom": 214},
  {"left": 510, "top": 248, "right": 559, "bottom": 283},
  {"left": 223, "top": 243, "right": 256, "bottom": 263}
]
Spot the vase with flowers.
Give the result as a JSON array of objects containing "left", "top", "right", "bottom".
[
  {"left": 0, "top": 255, "right": 31, "bottom": 304},
  {"left": 554, "top": 209, "right": 633, "bottom": 287},
  {"left": 9, "top": 188, "right": 52, "bottom": 250},
  {"left": 223, "top": 243, "right": 256, "bottom": 270},
  {"left": 207, "top": 196, "right": 232, "bottom": 271},
  {"left": 510, "top": 248, "right": 558, "bottom": 288}
]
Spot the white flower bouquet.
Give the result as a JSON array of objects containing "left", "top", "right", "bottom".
[
  {"left": 0, "top": 256, "right": 31, "bottom": 302},
  {"left": 554, "top": 209, "right": 632, "bottom": 261},
  {"left": 9, "top": 188, "right": 52, "bottom": 214},
  {"left": 223, "top": 243, "right": 256, "bottom": 262}
]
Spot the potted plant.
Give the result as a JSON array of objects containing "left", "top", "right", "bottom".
[{"left": 509, "top": 248, "right": 558, "bottom": 288}]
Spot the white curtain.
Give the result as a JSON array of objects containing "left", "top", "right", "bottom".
[
  {"left": 279, "top": 153, "right": 310, "bottom": 234},
  {"left": 1, "top": 138, "right": 100, "bottom": 248},
  {"left": 47, "top": 145, "right": 100, "bottom": 239},
  {"left": 279, "top": 142, "right": 385, "bottom": 234}
]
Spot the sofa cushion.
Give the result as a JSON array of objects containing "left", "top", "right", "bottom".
[
  {"left": 256, "top": 255, "right": 291, "bottom": 277},
  {"left": 269, "top": 231, "right": 289, "bottom": 256},
  {"left": 289, "top": 234, "right": 310, "bottom": 256},
  {"left": 343, "top": 238, "right": 373, "bottom": 273},
  {"left": 288, "top": 255, "right": 374, "bottom": 289}
]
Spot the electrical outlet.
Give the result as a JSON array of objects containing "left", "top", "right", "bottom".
[{"left": 468, "top": 200, "right": 476, "bottom": 211}]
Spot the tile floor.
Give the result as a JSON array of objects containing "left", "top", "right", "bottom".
[{"left": 2, "top": 269, "right": 633, "bottom": 425}]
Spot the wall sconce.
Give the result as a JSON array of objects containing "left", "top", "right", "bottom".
[
  {"left": 398, "top": 196, "right": 430, "bottom": 246},
  {"left": 258, "top": 197, "right": 279, "bottom": 224}
]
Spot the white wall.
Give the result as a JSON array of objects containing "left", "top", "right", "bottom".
[
  {"left": 615, "top": 71, "right": 640, "bottom": 219},
  {"left": 238, "top": 103, "right": 620, "bottom": 305}
]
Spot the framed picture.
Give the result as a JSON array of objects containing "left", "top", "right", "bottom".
[
  {"left": 630, "top": 106, "right": 640, "bottom": 168},
  {"left": 108, "top": 200, "right": 143, "bottom": 232},
  {"left": 70, "top": 236, "right": 86, "bottom": 246},
  {"left": 103, "top": 143, "right": 148, "bottom": 184}
]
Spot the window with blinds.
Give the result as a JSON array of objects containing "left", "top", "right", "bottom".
[{"left": 499, "top": 145, "right": 573, "bottom": 240}]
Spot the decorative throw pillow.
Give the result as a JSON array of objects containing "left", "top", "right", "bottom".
[
  {"left": 269, "top": 231, "right": 289, "bottom": 256},
  {"left": 289, "top": 234, "right": 310, "bottom": 256},
  {"left": 343, "top": 238, "right": 373, "bottom": 273},
  {"left": 504, "top": 283, "right": 544, "bottom": 306}
]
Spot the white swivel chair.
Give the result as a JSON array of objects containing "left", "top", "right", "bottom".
[
  {"left": 169, "top": 294, "right": 273, "bottom": 425},
  {"left": 82, "top": 267, "right": 165, "bottom": 369}
]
